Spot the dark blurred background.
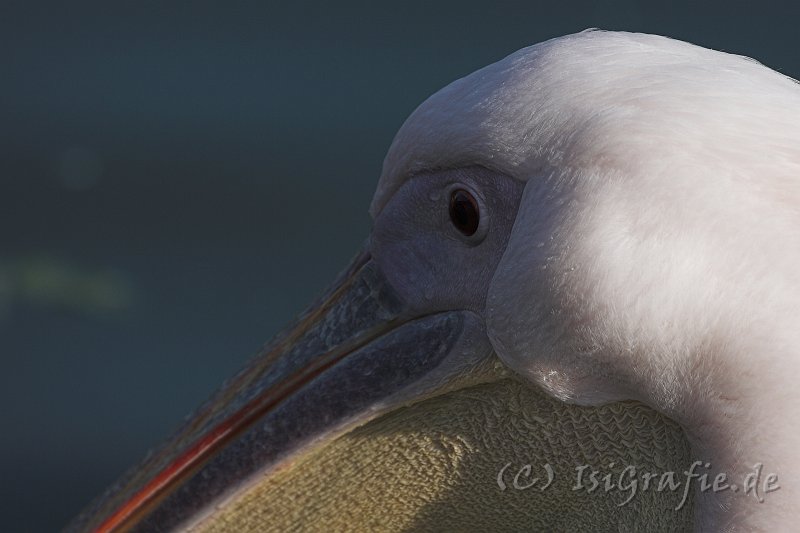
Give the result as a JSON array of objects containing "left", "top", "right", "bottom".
[{"left": 2, "top": 1, "right": 799, "bottom": 530}]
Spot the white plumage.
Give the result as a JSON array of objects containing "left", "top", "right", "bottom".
[{"left": 376, "top": 30, "right": 800, "bottom": 530}]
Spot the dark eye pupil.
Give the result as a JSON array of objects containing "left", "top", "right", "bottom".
[{"left": 449, "top": 189, "right": 480, "bottom": 236}]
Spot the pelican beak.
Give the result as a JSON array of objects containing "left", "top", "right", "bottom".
[{"left": 73, "top": 245, "right": 492, "bottom": 532}]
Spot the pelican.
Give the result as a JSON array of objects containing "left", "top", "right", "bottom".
[{"left": 69, "top": 30, "right": 800, "bottom": 532}]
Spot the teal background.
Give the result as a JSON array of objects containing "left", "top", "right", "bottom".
[{"left": 2, "top": 1, "right": 799, "bottom": 530}]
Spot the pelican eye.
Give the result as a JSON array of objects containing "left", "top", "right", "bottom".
[{"left": 449, "top": 189, "right": 480, "bottom": 236}]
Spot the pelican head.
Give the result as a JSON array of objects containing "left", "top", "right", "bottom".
[{"left": 70, "top": 30, "right": 800, "bottom": 532}]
